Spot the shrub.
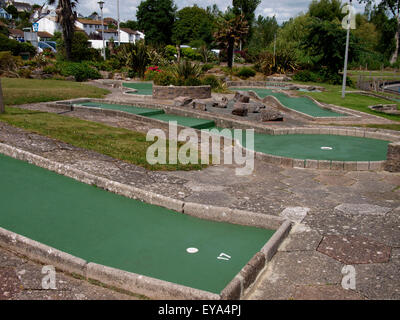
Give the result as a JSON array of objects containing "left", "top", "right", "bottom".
[
  {"left": 57, "top": 61, "right": 101, "bottom": 82},
  {"left": 201, "top": 75, "right": 221, "bottom": 90},
  {"left": 181, "top": 47, "right": 202, "bottom": 61},
  {"left": 165, "top": 45, "right": 177, "bottom": 61},
  {"left": 144, "top": 65, "right": 161, "bottom": 81},
  {"left": 183, "top": 77, "right": 202, "bottom": 86},
  {"left": 42, "top": 64, "right": 60, "bottom": 75},
  {"left": 153, "top": 69, "right": 176, "bottom": 86},
  {"left": 236, "top": 67, "right": 256, "bottom": 79},
  {"left": 0, "top": 34, "right": 36, "bottom": 57},
  {"left": 293, "top": 70, "right": 320, "bottom": 82},
  {"left": 201, "top": 63, "right": 214, "bottom": 72},
  {"left": 0, "top": 51, "right": 21, "bottom": 74}
]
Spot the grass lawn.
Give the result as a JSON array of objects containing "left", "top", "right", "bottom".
[
  {"left": 294, "top": 82, "right": 400, "bottom": 122},
  {"left": 1, "top": 77, "right": 109, "bottom": 105},
  {"left": 0, "top": 107, "right": 205, "bottom": 171}
]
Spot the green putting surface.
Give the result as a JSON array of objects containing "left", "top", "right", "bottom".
[
  {"left": 123, "top": 82, "right": 153, "bottom": 95},
  {"left": 241, "top": 133, "right": 389, "bottom": 161},
  {"left": 0, "top": 153, "right": 274, "bottom": 294},
  {"left": 76, "top": 102, "right": 164, "bottom": 116},
  {"left": 232, "top": 88, "right": 346, "bottom": 117},
  {"left": 147, "top": 113, "right": 216, "bottom": 129}
]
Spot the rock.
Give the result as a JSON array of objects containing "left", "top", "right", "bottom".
[
  {"left": 113, "top": 73, "right": 123, "bottom": 80},
  {"left": 65, "top": 75, "right": 76, "bottom": 81},
  {"left": 247, "top": 101, "right": 265, "bottom": 113},
  {"left": 41, "top": 74, "right": 53, "bottom": 79},
  {"left": 174, "top": 96, "right": 193, "bottom": 107},
  {"left": 234, "top": 91, "right": 250, "bottom": 103},
  {"left": 260, "top": 108, "right": 283, "bottom": 121},
  {"left": 232, "top": 102, "right": 248, "bottom": 117},
  {"left": 191, "top": 99, "right": 207, "bottom": 111},
  {"left": 100, "top": 71, "right": 111, "bottom": 79},
  {"left": 308, "top": 86, "right": 316, "bottom": 91},
  {"left": 288, "top": 85, "right": 299, "bottom": 91}
]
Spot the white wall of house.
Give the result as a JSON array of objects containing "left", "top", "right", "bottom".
[
  {"left": 75, "top": 21, "right": 108, "bottom": 35},
  {"left": 37, "top": 17, "right": 60, "bottom": 35},
  {"left": 89, "top": 39, "right": 108, "bottom": 50}
]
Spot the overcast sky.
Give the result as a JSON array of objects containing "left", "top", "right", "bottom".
[{"left": 23, "top": 0, "right": 365, "bottom": 23}]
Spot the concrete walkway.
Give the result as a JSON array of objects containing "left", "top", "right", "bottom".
[{"left": 0, "top": 117, "right": 399, "bottom": 299}]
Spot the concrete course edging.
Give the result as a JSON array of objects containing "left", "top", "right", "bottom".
[
  {"left": 86, "top": 263, "right": 220, "bottom": 300},
  {"left": 0, "top": 227, "right": 87, "bottom": 277},
  {"left": 0, "top": 143, "right": 290, "bottom": 300}
]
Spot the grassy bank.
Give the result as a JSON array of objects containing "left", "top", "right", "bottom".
[
  {"left": 0, "top": 107, "right": 204, "bottom": 171},
  {"left": 1, "top": 77, "right": 109, "bottom": 105}
]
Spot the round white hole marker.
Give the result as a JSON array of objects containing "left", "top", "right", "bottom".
[
  {"left": 321, "top": 147, "right": 333, "bottom": 150},
  {"left": 186, "top": 247, "right": 199, "bottom": 254}
]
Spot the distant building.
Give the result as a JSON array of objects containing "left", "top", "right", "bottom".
[
  {"left": 87, "top": 12, "right": 100, "bottom": 21},
  {"left": 75, "top": 18, "right": 108, "bottom": 35},
  {"left": 0, "top": 7, "right": 11, "bottom": 19},
  {"left": 37, "top": 31, "right": 52, "bottom": 41},
  {"left": 120, "top": 28, "right": 144, "bottom": 43},
  {"left": 8, "top": 28, "right": 24, "bottom": 41},
  {"left": 104, "top": 17, "right": 118, "bottom": 28},
  {"left": 5, "top": 1, "right": 31, "bottom": 12}
]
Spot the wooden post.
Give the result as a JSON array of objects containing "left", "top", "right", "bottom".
[{"left": 0, "top": 78, "right": 5, "bottom": 114}]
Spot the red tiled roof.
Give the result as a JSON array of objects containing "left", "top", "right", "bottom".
[
  {"left": 37, "top": 31, "right": 53, "bottom": 38},
  {"left": 120, "top": 27, "right": 137, "bottom": 35},
  {"left": 77, "top": 18, "right": 107, "bottom": 26},
  {"left": 8, "top": 29, "right": 24, "bottom": 36}
]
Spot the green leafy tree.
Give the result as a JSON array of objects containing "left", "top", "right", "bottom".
[
  {"left": 359, "top": 1, "right": 400, "bottom": 64},
  {"left": 47, "top": 0, "right": 78, "bottom": 61},
  {"left": 302, "top": 19, "right": 361, "bottom": 76},
  {"left": 136, "top": 0, "right": 176, "bottom": 45},
  {"left": 247, "top": 15, "right": 279, "bottom": 57},
  {"left": 172, "top": 5, "right": 215, "bottom": 46},
  {"left": 120, "top": 20, "right": 139, "bottom": 31},
  {"left": 308, "top": 0, "right": 344, "bottom": 22},
  {"left": 232, "top": 0, "right": 260, "bottom": 42}
]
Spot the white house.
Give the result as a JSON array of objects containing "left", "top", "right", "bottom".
[
  {"left": 75, "top": 18, "right": 108, "bottom": 36},
  {"left": 37, "top": 11, "right": 60, "bottom": 35}
]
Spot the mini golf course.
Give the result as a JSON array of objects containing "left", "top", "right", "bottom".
[
  {"left": 235, "top": 133, "right": 390, "bottom": 161},
  {"left": 75, "top": 101, "right": 390, "bottom": 162},
  {"left": 75, "top": 102, "right": 216, "bottom": 130},
  {"left": 232, "top": 88, "right": 346, "bottom": 118},
  {"left": 0, "top": 153, "right": 275, "bottom": 294}
]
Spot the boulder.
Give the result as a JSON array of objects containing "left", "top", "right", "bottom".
[
  {"left": 174, "top": 96, "right": 193, "bottom": 107},
  {"left": 232, "top": 102, "right": 248, "bottom": 117},
  {"left": 247, "top": 101, "right": 265, "bottom": 113},
  {"left": 65, "top": 75, "right": 76, "bottom": 81},
  {"left": 260, "top": 108, "right": 283, "bottom": 121},
  {"left": 234, "top": 91, "right": 250, "bottom": 103},
  {"left": 191, "top": 99, "right": 208, "bottom": 111}
]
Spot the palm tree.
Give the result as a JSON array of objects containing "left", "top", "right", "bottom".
[
  {"left": 214, "top": 13, "right": 248, "bottom": 69},
  {"left": 48, "top": 0, "right": 78, "bottom": 61}
]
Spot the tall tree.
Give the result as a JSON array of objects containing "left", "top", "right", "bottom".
[
  {"left": 136, "top": 0, "right": 176, "bottom": 45},
  {"left": 172, "top": 5, "right": 215, "bottom": 46},
  {"left": 308, "top": 0, "right": 343, "bottom": 22},
  {"left": 48, "top": 0, "right": 78, "bottom": 61},
  {"left": 360, "top": 0, "right": 400, "bottom": 63},
  {"left": 232, "top": 0, "right": 260, "bottom": 41},
  {"left": 214, "top": 13, "right": 249, "bottom": 68}
]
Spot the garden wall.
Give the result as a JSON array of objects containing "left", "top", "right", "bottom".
[{"left": 152, "top": 85, "right": 211, "bottom": 99}]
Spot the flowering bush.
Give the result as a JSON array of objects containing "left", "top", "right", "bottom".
[{"left": 144, "top": 65, "right": 161, "bottom": 81}]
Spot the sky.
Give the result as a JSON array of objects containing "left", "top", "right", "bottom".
[{"left": 21, "top": 0, "right": 366, "bottom": 23}]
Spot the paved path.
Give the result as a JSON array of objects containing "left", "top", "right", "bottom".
[{"left": 0, "top": 100, "right": 399, "bottom": 299}]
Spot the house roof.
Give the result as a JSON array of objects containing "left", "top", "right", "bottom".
[
  {"left": 13, "top": 1, "right": 32, "bottom": 11},
  {"left": 103, "top": 29, "right": 118, "bottom": 33},
  {"left": 8, "top": 28, "right": 24, "bottom": 37},
  {"left": 77, "top": 18, "right": 107, "bottom": 26},
  {"left": 104, "top": 17, "right": 117, "bottom": 23},
  {"left": 37, "top": 31, "right": 52, "bottom": 38},
  {"left": 120, "top": 28, "right": 137, "bottom": 35}
]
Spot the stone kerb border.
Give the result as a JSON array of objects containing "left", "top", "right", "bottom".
[
  {"left": 153, "top": 85, "right": 211, "bottom": 100},
  {"left": 0, "top": 143, "right": 291, "bottom": 300}
]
